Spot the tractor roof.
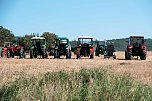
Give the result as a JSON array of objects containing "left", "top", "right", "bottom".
[
  {"left": 58, "top": 37, "right": 68, "bottom": 39},
  {"left": 78, "top": 36, "right": 93, "bottom": 39},
  {"left": 130, "top": 36, "right": 144, "bottom": 38},
  {"left": 31, "top": 37, "right": 45, "bottom": 40}
]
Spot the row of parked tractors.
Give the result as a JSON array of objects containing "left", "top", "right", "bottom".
[{"left": 0, "top": 35, "right": 147, "bottom": 60}]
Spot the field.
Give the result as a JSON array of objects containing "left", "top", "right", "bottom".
[
  {"left": 0, "top": 51, "right": 152, "bottom": 100},
  {"left": 0, "top": 51, "right": 152, "bottom": 85}
]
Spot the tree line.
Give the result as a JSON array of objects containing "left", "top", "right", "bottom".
[{"left": 0, "top": 26, "right": 152, "bottom": 51}]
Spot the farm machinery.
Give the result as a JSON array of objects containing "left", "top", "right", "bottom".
[
  {"left": 76, "top": 36, "right": 94, "bottom": 59},
  {"left": 104, "top": 42, "right": 116, "bottom": 59},
  {"left": 30, "top": 37, "right": 48, "bottom": 59},
  {"left": 54, "top": 37, "right": 71, "bottom": 59},
  {"left": 125, "top": 36, "right": 146, "bottom": 60},
  {"left": 95, "top": 41, "right": 106, "bottom": 56},
  {"left": 1, "top": 39, "right": 25, "bottom": 58}
]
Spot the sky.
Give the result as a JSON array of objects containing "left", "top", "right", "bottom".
[{"left": 0, "top": 0, "right": 152, "bottom": 40}]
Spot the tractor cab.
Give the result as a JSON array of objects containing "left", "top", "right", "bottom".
[
  {"left": 104, "top": 42, "right": 116, "bottom": 59},
  {"left": 125, "top": 36, "right": 146, "bottom": 60},
  {"left": 76, "top": 36, "right": 94, "bottom": 59},
  {"left": 54, "top": 37, "right": 71, "bottom": 59},
  {"left": 95, "top": 41, "right": 106, "bottom": 56},
  {"left": 30, "top": 37, "right": 47, "bottom": 59},
  {"left": 31, "top": 37, "right": 46, "bottom": 50}
]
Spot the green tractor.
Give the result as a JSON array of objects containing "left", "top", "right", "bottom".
[
  {"left": 95, "top": 41, "right": 106, "bottom": 56},
  {"left": 30, "top": 37, "right": 48, "bottom": 59},
  {"left": 54, "top": 37, "right": 71, "bottom": 59}
]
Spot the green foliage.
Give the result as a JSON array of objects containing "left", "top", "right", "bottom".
[
  {"left": 20, "top": 34, "right": 34, "bottom": 51},
  {"left": 0, "top": 69, "right": 152, "bottom": 101},
  {"left": 41, "top": 32, "right": 57, "bottom": 50},
  {"left": 0, "top": 26, "right": 15, "bottom": 46}
]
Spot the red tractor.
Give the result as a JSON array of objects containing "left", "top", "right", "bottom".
[
  {"left": 76, "top": 36, "right": 94, "bottom": 59},
  {"left": 1, "top": 39, "right": 25, "bottom": 58},
  {"left": 125, "top": 36, "right": 146, "bottom": 60}
]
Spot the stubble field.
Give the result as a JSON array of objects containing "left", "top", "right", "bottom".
[{"left": 0, "top": 51, "right": 152, "bottom": 85}]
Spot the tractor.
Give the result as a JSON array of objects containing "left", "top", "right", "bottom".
[
  {"left": 54, "top": 37, "right": 71, "bottom": 59},
  {"left": 1, "top": 39, "right": 25, "bottom": 58},
  {"left": 104, "top": 42, "right": 116, "bottom": 59},
  {"left": 76, "top": 36, "right": 94, "bottom": 59},
  {"left": 95, "top": 41, "right": 106, "bottom": 56},
  {"left": 125, "top": 36, "right": 146, "bottom": 60},
  {"left": 30, "top": 37, "right": 48, "bottom": 59}
]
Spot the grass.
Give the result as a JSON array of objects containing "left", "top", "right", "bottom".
[{"left": 0, "top": 68, "right": 152, "bottom": 101}]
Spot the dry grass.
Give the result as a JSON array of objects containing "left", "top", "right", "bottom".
[{"left": 0, "top": 51, "right": 152, "bottom": 85}]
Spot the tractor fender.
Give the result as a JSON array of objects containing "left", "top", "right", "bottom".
[
  {"left": 3, "top": 48, "right": 7, "bottom": 56},
  {"left": 76, "top": 47, "right": 81, "bottom": 55},
  {"left": 90, "top": 47, "right": 94, "bottom": 55}
]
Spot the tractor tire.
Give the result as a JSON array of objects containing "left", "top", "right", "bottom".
[
  {"left": 44, "top": 52, "right": 48, "bottom": 59},
  {"left": 42, "top": 51, "right": 45, "bottom": 59},
  {"left": 54, "top": 50, "right": 59, "bottom": 59},
  {"left": 30, "top": 51, "right": 33, "bottom": 59},
  {"left": 19, "top": 49, "right": 24, "bottom": 59},
  {"left": 66, "top": 50, "right": 71, "bottom": 59},
  {"left": 95, "top": 52, "right": 99, "bottom": 56},
  {"left": 7, "top": 50, "right": 11, "bottom": 58},
  {"left": 76, "top": 54, "right": 80, "bottom": 59},
  {"left": 140, "top": 52, "right": 146, "bottom": 60},
  {"left": 11, "top": 53, "right": 14, "bottom": 58},
  {"left": 1, "top": 51, "right": 3, "bottom": 57},
  {"left": 34, "top": 51, "right": 37, "bottom": 58},
  {"left": 125, "top": 51, "right": 131, "bottom": 60},
  {"left": 90, "top": 54, "right": 94, "bottom": 59},
  {"left": 113, "top": 55, "right": 116, "bottom": 59}
]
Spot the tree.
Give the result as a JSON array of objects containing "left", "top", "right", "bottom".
[
  {"left": 20, "top": 34, "right": 35, "bottom": 51},
  {"left": 41, "top": 32, "right": 57, "bottom": 50},
  {"left": 0, "top": 26, "right": 15, "bottom": 46}
]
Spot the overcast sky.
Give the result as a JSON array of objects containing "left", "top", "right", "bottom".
[{"left": 0, "top": 0, "right": 152, "bottom": 40}]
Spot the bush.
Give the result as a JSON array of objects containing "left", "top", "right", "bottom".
[{"left": 0, "top": 68, "right": 152, "bottom": 101}]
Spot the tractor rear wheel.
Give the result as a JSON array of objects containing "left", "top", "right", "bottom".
[
  {"left": 125, "top": 51, "right": 131, "bottom": 60},
  {"left": 1, "top": 51, "right": 3, "bottom": 57},
  {"left": 76, "top": 54, "right": 80, "bottom": 59},
  {"left": 90, "top": 54, "right": 94, "bottom": 59},
  {"left": 30, "top": 50, "right": 33, "bottom": 59},
  {"left": 66, "top": 50, "right": 71, "bottom": 59},
  {"left": 95, "top": 52, "right": 99, "bottom": 56},
  {"left": 140, "top": 52, "right": 146, "bottom": 60},
  {"left": 113, "top": 55, "right": 116, "bottom": 59},
  {"left": 34, "top": 50, "right": 37, "bottom": 58},
  {"left": 44, "top": 52, "right": 48, "bottom": 59},
  {"left": 19, "top": 49, "right": 24, "bottom": 58},
  {"left": 54, "top": 50, "right": 59, "bottom": 58},
  {"left": 7, "top": 50, "right": 11, "bottom": 58}
]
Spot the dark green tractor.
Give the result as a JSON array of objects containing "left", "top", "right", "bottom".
[
  {"left": 95, "top": 41, "right": 106, "bottom": 56},
  {"left": 30, "top": 37, "right": 48, "bottom": 59},
  {"left": 54, "top": 37, "right": 71, "bottom": 59}
]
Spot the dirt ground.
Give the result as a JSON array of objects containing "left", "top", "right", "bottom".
[{"left": 0, "top": 51, "right": 152, "bottom": 85}]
